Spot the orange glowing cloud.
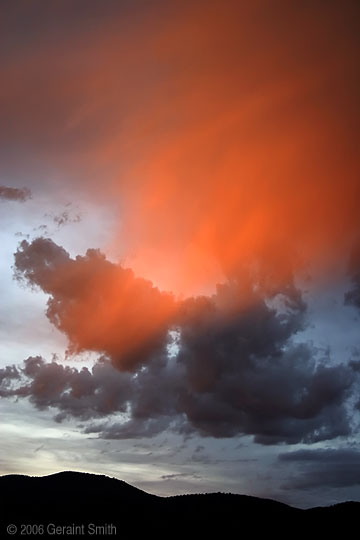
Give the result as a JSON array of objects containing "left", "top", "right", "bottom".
[
  {"left": 2, "top": 1, "right": 360, "bottom": 296},
  {"left": 14, "top": 238, "right": 177, "bottom": 370},
  {"left": 92, "top": 2, "right": 359, "bottom": 294}
]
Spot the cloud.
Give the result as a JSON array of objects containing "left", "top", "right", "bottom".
[
  {"left": 45, "top": 205, "right": 82, "bottom": 229},
  {"left": 279, "top": 448, "right": 360, "bottom": 490},
  {"left": 172, "top": 282, "right": 355, "bottom": 443},
  {"left": 161, "top": 473, "right": 202, "bottom": 480},
  {"left": 0, "top": 186, "right": 31, "bottom": 202},
  {"left": 53, "top": 210, "right": 81, "bottom": 228},
  {"left": 0, "top": 365, "right": 20, "bottom": 396},
  {"left": 14, "top": 237, "right": 177, "bottom": 371},
  {"left": 84, "top": 417, "right": 177, "bottom": 441},
  {"left": 2, "top": 346, "right": 355, "bottom": 444},
  {"left": 177, "top": 336, "right": 354, "bottom": 444},
  {"left": 5, "top": 239, "right": 359, "bottom": 443},
  {"left": 1, "top": 355, "right": 132, "bottom": 421},
  {"left": 1, "top": 2, "right": 359, "bottom": 295}
]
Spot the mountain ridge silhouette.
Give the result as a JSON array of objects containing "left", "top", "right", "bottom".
[{"left": 0, "top": 471, "right": 357, "bottom": 536}]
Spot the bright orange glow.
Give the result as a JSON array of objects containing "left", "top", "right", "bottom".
[
  {"left": 47, "top": 253, "right": 177, "bottom": 369},
  {"left": 99, "top": 2, "right": 359, "bottom": 295},
  {"left": 4, "top": 1, "right": 359, "bottom": 298}
]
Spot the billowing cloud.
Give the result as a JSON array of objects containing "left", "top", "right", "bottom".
[
  {"left": 0, "top": 365, "right": 20, "bottom": 396},
  {"left": 5, "top": 238, "right": 359, "bottom": 443},
  {"left": 0, "top": 356, "right": 132, "bottom": 421},
  {"left": 1, "top": 345, "right": 356, "bottom": 444},
  {"left": 14, "top": 237, "right": 177, "bottom": 371},
  {"left": 2, "top": 1, "right": 360, "bottom": 457},
  {"left": 174, "top": 283, "right": 355, "bottom": 443},
  {"left": 279, "top": 448, "right": 360, "bottom": 490},
  {"left": 0, "top": 186, "right": 31, "bottom": 202}
]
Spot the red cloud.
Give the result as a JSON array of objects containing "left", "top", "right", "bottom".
[{"left": 14, "top": 238, "right": 177, "bottom": 370}]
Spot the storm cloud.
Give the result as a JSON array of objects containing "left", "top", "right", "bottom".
[
  {"left": 175, "top": 289, "right": 355, "bottom": 443},
  {"left": 4, "top": 237, "right": 358, "bottom": 443},
  {"left": 1, "top": 346, "right": 355, "bottom": 444},
  {"left": 0, "top": 355, "right": 132, "bottom": 421}
]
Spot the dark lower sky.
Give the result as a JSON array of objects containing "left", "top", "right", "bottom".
[{"left": 0, "top": 0, "right": 360, "bottom": 508}]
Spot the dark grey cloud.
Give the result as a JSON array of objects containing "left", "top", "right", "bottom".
[
  {"left": 161, "top": 473, "right": 202, "bottom": 480},
  {"left": 0, "top": 346, "right": 356, "bottom": 443},
  {"left": 0, "top": 365, "right": 20, "bottom": 396},
  {"left": 57, "top": 336, "right": 357, "bottom": 444},
  {"left": 3, "top": 301, "right": 358, "bottom": 445},
  {"left": 1, "top": 355, "right": 132, "bottom": 421},
  {"left": 175, "top": 286, "right": 354, "bottom": 444},
  {"left": 14, "top": 237, "right": 70, "bottom": 289},
  {"left": 279, "top": 448, "right": 360, "bottom": 490},
  {"left": 0, "top": 186, "right": 31, "bottom": 202},
  {"left": 0, "top": 365, "right": 19, "bottom": 382},
  {"left": 8, "top": 237, "right": 359, "bottom": 444}
]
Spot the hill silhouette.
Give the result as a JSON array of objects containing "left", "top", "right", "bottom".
[{"left": 0, "top": 471, "right": 357, "bottom": 537}]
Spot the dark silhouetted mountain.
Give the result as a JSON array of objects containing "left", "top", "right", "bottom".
[{"left": 0, "top": 472, "right": 357, "bottom": 537}]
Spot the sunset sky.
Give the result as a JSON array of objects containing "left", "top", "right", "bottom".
[{"left": 1, "top": 0, "right": 360, "bottom": 508}]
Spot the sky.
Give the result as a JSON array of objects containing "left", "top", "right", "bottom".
[{"left": 0, "top": 0, "right": 360, "bottom": 509}]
